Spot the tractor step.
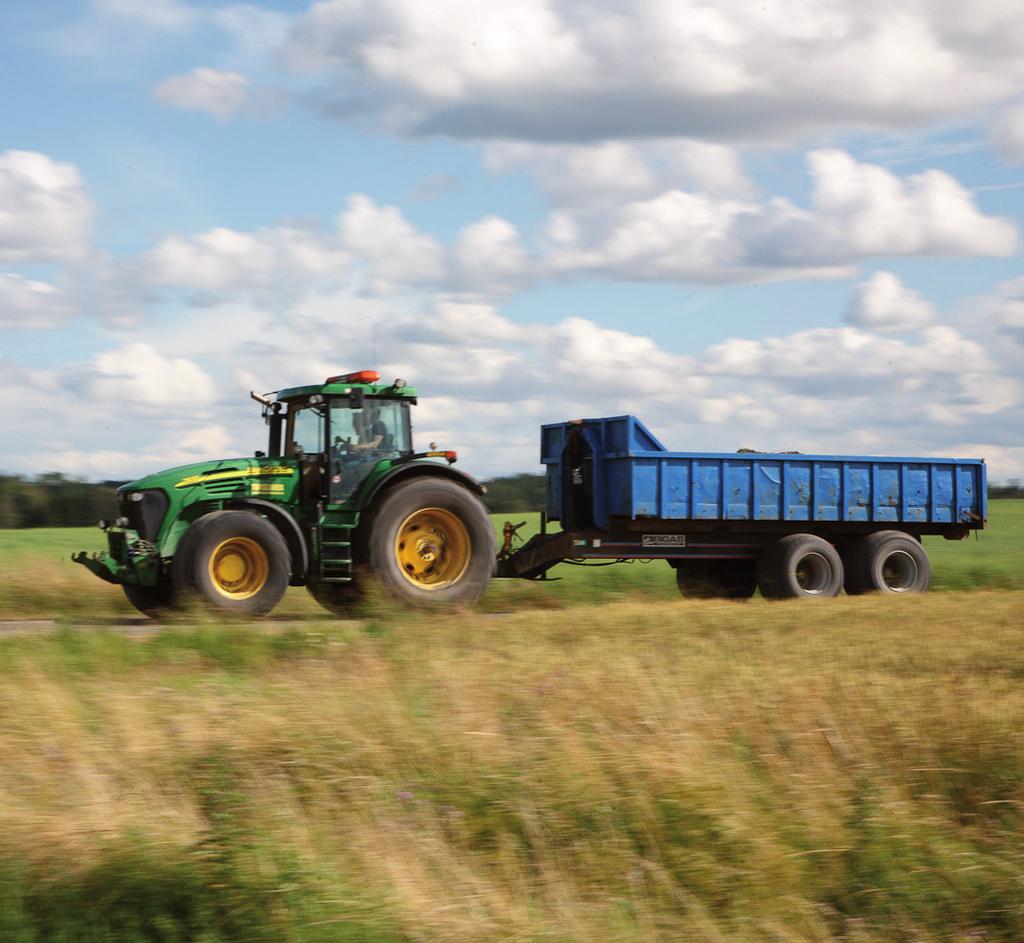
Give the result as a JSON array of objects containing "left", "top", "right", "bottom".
[{"left": 317, "top": 522, "right": 356, "bottom": 583}]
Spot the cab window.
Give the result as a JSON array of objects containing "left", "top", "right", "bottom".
[
  {"left": 285, "top": 403, "right": 324, "bottom": 457},
  {"left": 328, "top": 399, "right": 410, "bottom": 502}
]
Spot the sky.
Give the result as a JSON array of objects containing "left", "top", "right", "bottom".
[{"left": 1, "top": 0, "right": 1023, "bottom": 483}]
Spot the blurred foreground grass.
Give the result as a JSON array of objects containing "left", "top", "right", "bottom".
[
  {"left": 0, "top": 500, "right": 1020, "bottom": 619},
  {"left": 0, "top": 592, "right": 1023, "bottom": 941}
]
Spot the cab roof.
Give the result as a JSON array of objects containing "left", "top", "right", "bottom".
[{"left": 276, "top": 372, "right": 417, "bottom": 402}]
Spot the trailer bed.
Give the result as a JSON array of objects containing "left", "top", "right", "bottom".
[{"left": 541, "top": 416, "right": 986, "bottom": 533}]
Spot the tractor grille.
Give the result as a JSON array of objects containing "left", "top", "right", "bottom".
[{"left": 118, "top": 489, "right": 169, "bottom": 541}]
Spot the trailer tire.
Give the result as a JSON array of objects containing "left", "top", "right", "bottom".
[
  {"left": 758, "top": 534, "right": 843, "bottom": 599},
  {"left": 172, "top": 511, "right": 290, "bottom": 617},
  {"left": 844, "top": 531, "right": 931, "bottom": 595},
  {"left": 122, "top": 579, "right": 176, "bottom": 618},
  {"left": 364, "top": 477, "right": 495, "bottom": 606},
  {"left": 675, "top": 560, "right": 757, "bottom": 599}
]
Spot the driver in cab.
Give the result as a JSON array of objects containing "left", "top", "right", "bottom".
[{"left": 353, "top": 406, "right": 386, "bottom": 452}]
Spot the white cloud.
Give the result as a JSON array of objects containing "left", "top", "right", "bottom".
[
  {"left": 540, "top": 150, "right": 1016, "bottom": 283},
  {"left": 4, "top": 278, "right": 1023, "bottom": 481},
  {"left": 287, "top": 0, "right": 1024, "bottom": 143},
  {"left": 485, "top": 140, "right": 754, "bottom": 210},
  {"left": 804, "top": 150, "right": 1017, "bottom": 257},
  {"left": 289, "top": 0, "right": 588, "bottom": 93},
  {"left": 88, "top": 343, "right": 217, "bottom": 407},
  {"left": 144, "top": 224, "right": 346, "bottom": 298},
  {"left": 154, "top": 67, "right": 251, "bottom": 119},
  {"left": 450, "top": 216, "right": 528, "bottom": 295},
  {"left": 846, "top": 271, "right": 935, "bottom": 333},
  {"left": 984, "top": 277, "right": 1024, "bottom": 342},
  {"left": 699, "top": 322, "right": 1020, "bottom": 442},
  {"left": 211, "top": 5, "right": 292, "bottom": 63},
  {"left": 0, "top": 151, "right": 92, "bottom": 263},
  {"left": 991, "top": 104, "right": 1024, "bottom": 163},
  {"left": 486, "top": 141, "right": 657, "bottom": 205},
  {"left": 0, "top": 274, "right": 72, "bottom": 329},
  {"left": 95, "top": 0, "right": 195, "bottom": 32},
  {"left": 339, "top": 194, "right": 444, "bottom": 291}
]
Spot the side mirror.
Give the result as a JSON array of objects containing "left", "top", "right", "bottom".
[{"left": 350, "top": 388, "right": 365, "bottom": 408}]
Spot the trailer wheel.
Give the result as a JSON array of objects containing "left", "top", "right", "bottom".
[
  {"left": 364, "top": 478, "right": 495, "bottom": 606},
  {"left": 675, "top": 560, "right": 757, "bottom": 599},
  {"left": 172, "top": 511, "right": 290, "bottom": 617},
  {"left": 122, "top": 579, "right": 176, "bottom": 618},
  {"left": 844, "top": 531, "right": 931, "bottom": 595},
  {"left": 758, "top": 534, "right": 843, "bottom": 599}
]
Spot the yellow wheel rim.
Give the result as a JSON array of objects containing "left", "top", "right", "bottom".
[
  {"left": 394, "top": 508, "right": 471, "bottom": 590},
  {"left": 208, "top": 537, "right": 269, "bottom": 600}
]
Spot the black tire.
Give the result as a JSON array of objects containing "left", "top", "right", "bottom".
[
  {"left": 122, "top": 579, "right": 176, "bottom": 619},
  {"left": 172, "top": 511, "right": 290, "bottom": 617},
  {"left": 757, "top": 534, "right": 844, "bottom": 599},
  {"left": 844, "top": 531, "right": 931, "bottom": 595},
  {"left": 675, "top": 560, "right": 757, "bottom": 599},
  {"left": 306, "top": 578, "right": 362, "bottom": 616},
  {"left": 363, "top": 477, "right": 495, "bottom": 606}
]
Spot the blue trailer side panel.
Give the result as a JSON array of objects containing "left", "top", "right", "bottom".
[{"left": 542, "top": 416, "right": 986, "bottom": 531}]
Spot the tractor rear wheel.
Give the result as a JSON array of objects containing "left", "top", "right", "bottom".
[
  {"left": 364, "top": 478, "right": 495, "bottom": 606},
  {"left": 172, "top": 511, "right": 290, "bottom": 617}
]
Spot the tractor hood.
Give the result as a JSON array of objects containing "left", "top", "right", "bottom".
[{"left": 118, "top": 457, "right": 299, "bottom": 501}]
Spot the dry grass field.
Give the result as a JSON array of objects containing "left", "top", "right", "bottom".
[{"left": 0, "top": 506, "right": 1021, "bottom": 941}]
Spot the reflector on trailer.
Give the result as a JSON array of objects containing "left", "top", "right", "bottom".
[{"left": 325, "top": 370, "right": 380, "bottom": 384}]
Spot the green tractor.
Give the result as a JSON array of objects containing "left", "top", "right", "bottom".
[{"left": 74, "top": 371, "right": 496, "bottom": 617}]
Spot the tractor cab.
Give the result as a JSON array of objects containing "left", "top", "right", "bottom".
[{"left": 270, "top": 370, "right": 417, "bottom": 506}]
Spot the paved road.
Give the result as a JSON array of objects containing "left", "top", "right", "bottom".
[{"left": 0, "top": 616, "right": 354, "bottom": 635}]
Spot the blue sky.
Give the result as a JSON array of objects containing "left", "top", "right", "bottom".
[{"left": 1, "top": 0, "right": 1023, "bottom": 481}]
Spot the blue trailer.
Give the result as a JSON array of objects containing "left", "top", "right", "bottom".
[{"left": 497, "top": 416, "right": 986, "bottom": 598}]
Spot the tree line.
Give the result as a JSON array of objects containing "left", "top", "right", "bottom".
[
  {"left": 0, "top": 474, "right": 123, "bottom": 529},
  {"left": 0, "top": 471, "right": 552, "bottom": 528},
  {"left": 0, "top": 472, "right": 1020, "bottom": 529}
]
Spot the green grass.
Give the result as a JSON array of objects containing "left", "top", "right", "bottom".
[
  {"left": 0, "top": 593, "right": 1022, "bottom": 940},
  {"left": 1, "top": 501, "right": 1019, "bottom": 619},
  {"left": 924, "top": 499, "right": 1024, "bottom": 590}
]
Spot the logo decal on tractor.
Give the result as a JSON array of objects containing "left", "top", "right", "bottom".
[{"left": 175, "top": 466, "right": 294, "bottom": 488}]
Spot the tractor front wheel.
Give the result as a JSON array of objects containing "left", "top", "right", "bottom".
[
  {"left": 172, "top": 511, "right": 290, "bottom": 617},
  {"left": 364, "top": 478, "right": 495, "bottom": 606},
  {"left": 122, "top": 579, "right": 176, "bottom": 618}
]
